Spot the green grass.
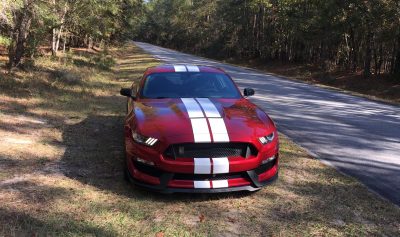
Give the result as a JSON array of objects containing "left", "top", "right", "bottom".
[
  {"left": 0, "top": 43, "right": 399, "bottom": 236},
  {"left": 0, "top": 35, "right": 11, "bottom": 47}
]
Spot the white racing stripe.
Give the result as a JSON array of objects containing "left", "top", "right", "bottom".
[
  {"left": 196, "top": 98, "right": 221, "bottom": 118},
  {"left": 174, "top": 65, "right": 187, "bottom": 72},
  {"left": 212, "top": 157, "right": 229, "bottom": 174},
  {"left": 181, "top": 98, "right": 204, "bottom": 118},
  {"left": 194, "top": 181, "right": 211, "bottom": 189},
  {"left": 212, "top": 180, "right": 228, "bottom": 188},
  {"left": 181, "top": 97, "right": 229, "bottom": 143},
  {"left": 194, "top": 158, "right": 211, "bottom": 174},
  {"left": 208, "top": 118, "right": 230, "bottom": 142},
  {"left": 190, "top": 118, "right": 211, "bottom": 142},
  {"left": 186, "top": 65, "right": 200, "bottom": 72}
]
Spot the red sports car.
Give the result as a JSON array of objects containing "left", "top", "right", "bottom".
[{"left": 120, "top": 64, "right": 279, "bottom": 193}]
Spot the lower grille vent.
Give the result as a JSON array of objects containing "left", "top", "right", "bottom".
[{"left": 174, "top": 172, "right": 248, "bottom": 181}]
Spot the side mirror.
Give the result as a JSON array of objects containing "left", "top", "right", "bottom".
[
  {"left": 120, "top": 88, "right": 135, "bottom": 99},
  {"left": 243, "top": 88, "right": 255, "bottom": 97}
]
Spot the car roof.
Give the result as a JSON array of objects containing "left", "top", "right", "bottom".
[{"left": 144, "top": 64, "right": 226, "bottom": 76}]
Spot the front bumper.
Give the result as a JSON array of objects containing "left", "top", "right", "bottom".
[
  {"left": 126, "top": 169, "right": 278, "bottom": 193},
  {"left": 126, "top": 155, "right": 279, "bottom": 193}
]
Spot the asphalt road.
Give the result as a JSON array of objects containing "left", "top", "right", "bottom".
[{"left": 134, "top": 41, "right": 400, "bottom": 206}]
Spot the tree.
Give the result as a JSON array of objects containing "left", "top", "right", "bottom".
[
  {"left": 1, "top": 0, "right": 35, "bottom": 68},
  {"left": 138, "top": 0, "right": 400, "bottom": 77},
  {"left": 51, "top": 0, "right": 68, "bottom": 56},
  {"left": 0, "top": 0, "right": 145, "bottom": 69}
]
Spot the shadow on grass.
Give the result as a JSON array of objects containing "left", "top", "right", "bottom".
[
  {"left": 73, "top": 58, "right": 98, "bottom": 68},
  {"left": 0, "top": 207, "right": 116, "bottom": 236},
  {"left": 0, "top": 179, "right": 117, "bottom": 236}
]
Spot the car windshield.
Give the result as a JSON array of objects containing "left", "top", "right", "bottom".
[{"left": 141, "top": 72, "right": 241, "bottom": 99}]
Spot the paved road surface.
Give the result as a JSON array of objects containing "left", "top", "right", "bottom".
[{"left": 134, "top": 41, "right": 400, "bottom": 206}]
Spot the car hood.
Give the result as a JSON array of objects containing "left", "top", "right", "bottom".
[{"left": 133, "top": 98, "right": 275, "bottom": 144}]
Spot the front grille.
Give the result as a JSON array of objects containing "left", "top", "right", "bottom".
[
  {"left": 164, "top": 143, "right": 258, "bottom": 159},
  {"left": 174, "top": 172, "right": 248, "bottom": 181}
]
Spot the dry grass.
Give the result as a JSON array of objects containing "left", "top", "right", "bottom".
[{"left": 0, "top": 43, "right": 399, "bottom": 236}]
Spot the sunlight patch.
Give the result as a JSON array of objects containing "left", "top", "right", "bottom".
[{"left": 1, "top": 137, "right": 34, "bottom": 144}]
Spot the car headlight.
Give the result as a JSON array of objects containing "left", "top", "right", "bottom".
[
  {"left": 132, "top": 131, "right": 158, "bottom": 146},
  {"left": 258, "top": 132, "right": 275, "bottom": 145}
]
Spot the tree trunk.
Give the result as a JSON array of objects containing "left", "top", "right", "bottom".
[
  {"left": 7, "top": 0, "right": 34, "bottom": 69},
  {"left": 62, "top": 36, "right": 66, "bottom": 53},
  {"left": 394, "top": 34, "right": 400, "bottom": 75},
  {"left": 55, "top": 25, "right": 63, "bottom": 53},
  {"left": 350, "top": 28, "right": 358, "bottom": 72},
  {"left": 377, "top": 43, "right": 383, "bottom": 76},
  {"left": 52, "top": 1, "right": 67, "bottom": 56},
  {"left": 88, "top": 36, "right": 93, "bottom": 49},
  {"left": 52, "top": 28, "right": 57, "bottom": 56},
  {"left": 51, "top": 0, "right": 57, "bottom": 56},
  {"left": 364, "top": 32, "right": 372, "bottom": 78},
  {"left": 7, "top": 33, "right": 17, "bottom": 70},
  {"left": 373, "top": 39, "right": 378, "bottom": 76}
]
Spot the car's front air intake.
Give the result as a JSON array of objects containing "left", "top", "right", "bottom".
[{"left": 163, "top": 143, "right": 258, "bottom": 159}]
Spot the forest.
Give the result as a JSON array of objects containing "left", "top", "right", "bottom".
[
  {"left": 0, "top": 0, "right": 144, "bottom": 68},
  {"left": 1, "top": 0, "right": 400, "bottom": 78}
]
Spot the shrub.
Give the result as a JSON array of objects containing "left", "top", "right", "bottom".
[
  {"left": 91, "top": 52, "right": 115, "bottom": 71},
  {"left": 0, "top": 35, "right": 11, "bottom": 47}
]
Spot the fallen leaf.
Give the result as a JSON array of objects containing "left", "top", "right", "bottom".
[
  {"left": 155, "top": 232, "right": 164, "bottom": 237},
  {"left": 199, "top": 213, "right": 205, "bottom": 222}
]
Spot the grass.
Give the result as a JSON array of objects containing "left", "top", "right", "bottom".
[
  {"left": 0, "top": 35, "right": 11, "bottom": 47},
  {"left": 224, "top": 59, "right": 400, "bottom": 104},
  {"left": 0, "top": 43, "right": 399, "bottom": 236}
]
